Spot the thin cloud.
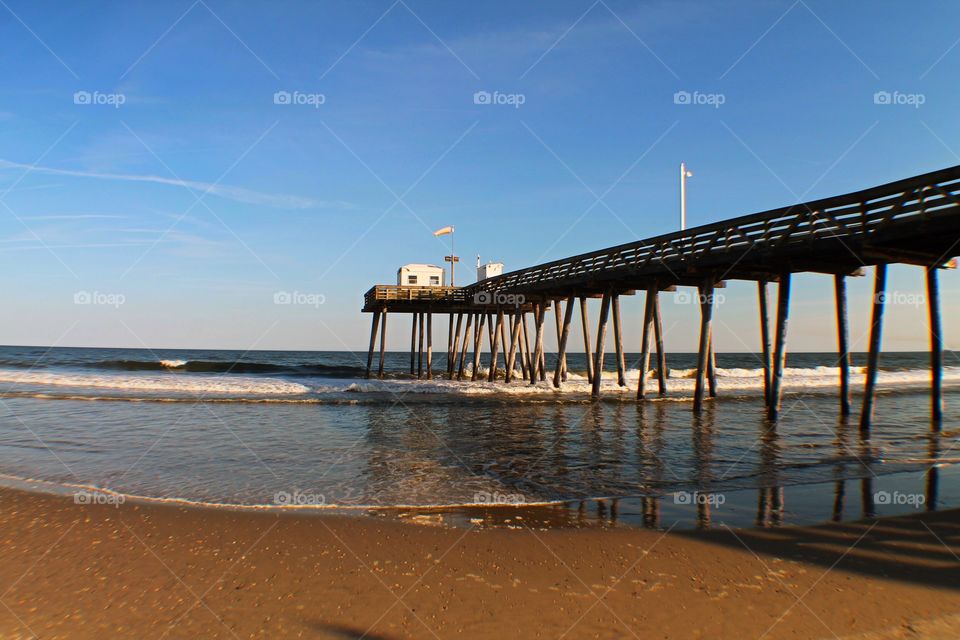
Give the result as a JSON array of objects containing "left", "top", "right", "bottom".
[
  {"left": 0, "top": 158, "right": 347, "bottom": 210},
  {"left": 19, "top": 214, "right": 127, "bottom": 220}
]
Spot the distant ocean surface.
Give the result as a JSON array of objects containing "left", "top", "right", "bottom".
[{"left": 0, "top": 346, "right": 957, "bottom": 528}]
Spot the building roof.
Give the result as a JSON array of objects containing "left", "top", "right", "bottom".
[{"left": 398, "top": 263, "right": 444, "bottom": 270}]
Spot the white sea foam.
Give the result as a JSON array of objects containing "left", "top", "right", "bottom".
[
  {"left": 0, "top": 369, "right": 310, "bottom": 395},
  {"left": 0, "top": 364, "right": 955, "bottom": 400},
  {"left": 346, "top": 364, "right": 960, "bottom": 398},
  {"left": 160, "top": 359, "right": 187, "bottom": 368}
]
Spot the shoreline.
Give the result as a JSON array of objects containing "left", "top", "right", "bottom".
[
  {"left": 3, "top": 463, "right": 957, "bottom": 532},
  {"left": 2, "top": 485, "right": 959, "bottom": 639}
]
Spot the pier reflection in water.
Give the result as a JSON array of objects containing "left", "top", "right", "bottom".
[{"left": 356, "top": 392, "right": 952, "bottom": 531}]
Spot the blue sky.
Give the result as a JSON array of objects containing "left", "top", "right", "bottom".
[{"left": 0, "top": 0, "right": 958, "bottom": 352}]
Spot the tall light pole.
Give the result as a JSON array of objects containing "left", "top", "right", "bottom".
[
  {"left": 680, "top": 162, "right": 693, "bottom": 230},
  {"left": 433, "top": 225, "right": 457, "bottom": 286}
]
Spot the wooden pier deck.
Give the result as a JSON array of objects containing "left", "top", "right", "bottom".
[{"left": 362, "top": 165, "right": 960, "bottom": 428}]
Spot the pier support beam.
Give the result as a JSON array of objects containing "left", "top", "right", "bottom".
[
  {"left": 768, "top": 274, "right": 792, "bottom": 421},
  {"left": 505, "top": 312, "right": 522, "bottom": 383},
  {"left": 758, "top": 281, "right": 772, "bottom": 407},
  {"left": 489, "top": 309, "right": 504, "bottom": 382},
  {"left": 471, "top": 314, "right": 486, "bottom": 381},
  {"left": 377, "top": 309, "right": 388, "bottom": 379},
  {"left": 446, "top": 313, "right": 455, "bottom": 377},
  {"left": 653, "top": 292, "right": 667, "bottom": 395},
  {"left": 834, "top": 275, "right": 851, "bottom": 416},
  {"left": 637, "top": 285, "right": 656, "bottom": 400},
  {"left": 707, "top": 339, "right": 717, "bottom": 398},
  {"left": 520, "top": 313, "right": 531, "bottom": 380},
  {"left": 927, "top": 266, "right": 944, "bottom": 427},
  {"left": 530, "top": 302, "right": 547, "bottom": 386},
  {"left": 554, "top": 300, "right": 568, "bottom": 382},
  {"left": 365, "top": 310, "right": 381, "bottom": 379},
  {"left": 499, "top": 313, "right": 508, "bottom": 380},
  {"left": 553, "top": 295, "right": 575, "bottom": 388},
  {"left": 426, "top": 313, "right": 433, "bottom": 379},
  {"left": 449, "top": 314, "right": 463, "bottom": 379},
  {"left": 591, "top": 291, "right": 612, "bottom": 398},
  {"left": 410, "top": 313, "right": 418, "bottom": 375},
  {"left": 456, "top": 313, "right": 473, "bottom": 380},
  {"left": 612, "top": 294, "right": 626, "bottom": 387},
  {"left": 860, "top": 264, "right": 888, "bottom": 432},
  {"left": 580, "top": 297, "right": 594, "bottom": 384},
  {"left": 417, "top": 312, "right": 425, "bottom": 379},
  {"left": 693, "top": 282, "right": 715, "bottom": 413}
]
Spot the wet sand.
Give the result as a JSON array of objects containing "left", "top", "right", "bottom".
[{"left": 1, "top": 487, "right": 958, "bottom": 639}]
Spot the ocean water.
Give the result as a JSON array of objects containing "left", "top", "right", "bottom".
[{"left": 0, "top": 345, "right": 957, "bottom": 529}]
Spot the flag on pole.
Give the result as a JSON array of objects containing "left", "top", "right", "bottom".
[{"left": 433, "top": 225, "right": 454, "bottom": 237}]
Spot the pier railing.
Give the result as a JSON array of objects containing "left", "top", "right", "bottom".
[
  {"left": 364, "top": 285, "right": 468, "bottom": 309},
  {"left": 466, "top": 165, "right": 960, "bottom": 295}
]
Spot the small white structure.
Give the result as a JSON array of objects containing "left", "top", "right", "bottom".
[
  {"left": 477, "top": 261, "right": 504, "bottom": 282},
  {"left": 397, "top": 263, "right": 445, "bottom": 287}
]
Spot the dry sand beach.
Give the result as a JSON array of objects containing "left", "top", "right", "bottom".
[{"left": 1, "top": 487, "right": 958, "bottom": 640}]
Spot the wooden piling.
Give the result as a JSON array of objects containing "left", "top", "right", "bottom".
[
  {"left": 449, "top": 313, "right": 463, "bottom": 379},
  {"left": 637, "top": 285, "right": 655, "bottom": 400},
  {"left": 554, "top": 300, "right": 568, "bottom": 381},
  {"left": 758, "top": 281, "right": 772, "bottom": 406},
  {"left": 553, "top": 295, "right": 575, "bottom": 388},
  {"left": 472, "top": 313, "right": 486, "bottom": 381},
  {"left": 591, "top": 291, "right": 612, "bottom": 398},
  {"left": 426, "top": 312, "right": 433, "bottom": 379},
  {"left": 531, "top": 302, "right": 547, "bottom": 386},
  {"left": 505, "top": 312, "right": 522, "bottom": 383},
  {"left": 417, "top": 312, "right": 424, "bottom": 379},
  {"left": 489, "top": 309, "right": 504, "bottom": 382},
  {"left": 539, "top": 341, "right": 547, "bottom": 382},
  {"left": 653, "top": 292, "right": 667, "bottom": 395},
  {"left": 768, "top": 274, "right": 792, "bottom": 421},
  {"left": 612, "top": 294, "right": 626, "bottom": 387},
  {"left": 580, "top": 297, "right": 594, "bottom": 384},
  {"left": 499, "top": 313, "right": 509, "bottom": 378},
  {"left": 520, "top": 312, "right": 533, "bottom": 380},
  {"left": 707, "top": 339, "right": 717, "bottom": 398},
  {"left": 365, "top": 310, "right": 381, "bottom": 379},
  {"left": 860, "top": 264, "right": 888, "bottom": 432},
  {"left": 834, "top": 275, "right": 851, "bottom": 416},
  {"left": 410, "top": 313, "right": 418, "bottom": 375},
  {"left": 693, "top": 282, "right": 715, "bottom": 413},
  {"left": 446, "top": 313, "right": 454, "bottom": 377},
  {"left": 927, "top": 266, "right": 944, "bottom": 426},
  {"left": 377, "top": 309, "right": 388, "bottom": 379},
  {"left": 456, "top": 313, "right": 473, "bottom": 380}
]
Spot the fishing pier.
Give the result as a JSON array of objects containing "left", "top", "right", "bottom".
[{"left": 362, "top": 166, "right": 960, "bottom": 429}]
